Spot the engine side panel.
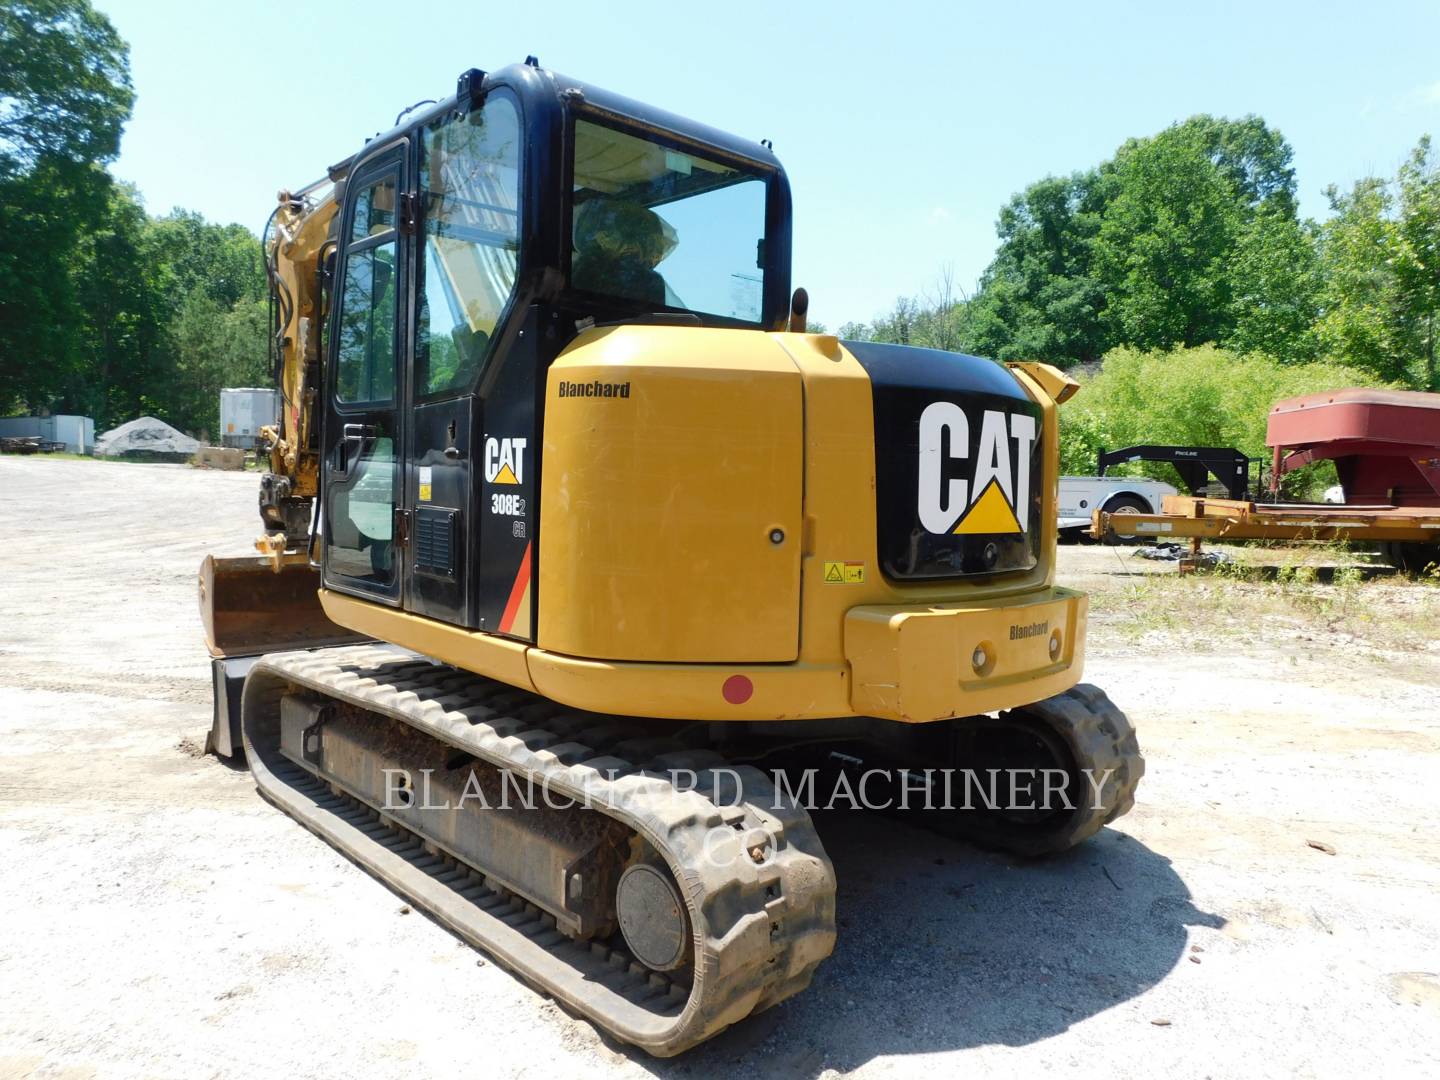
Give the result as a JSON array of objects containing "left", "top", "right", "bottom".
[{"left": 538, "top": 325, "right": 803, "bottom": 663}]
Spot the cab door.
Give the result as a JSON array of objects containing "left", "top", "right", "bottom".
[
  {"left": 322, "top": 143, "right": 408, "bottom": 603},
  {"left": 403, "top": 92, "right": 527, "bottom": 630}
]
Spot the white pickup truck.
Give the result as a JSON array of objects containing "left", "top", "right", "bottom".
[{"left": 1057, "top": 475, "right": 1178, "bottom": 534}]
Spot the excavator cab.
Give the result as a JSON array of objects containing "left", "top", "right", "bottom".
[
  {"left": 203, "top": 61, "right": 792, "bottom": 660},
  {"left": 319, "top": 63, "right": 792, "bottom": 634}
]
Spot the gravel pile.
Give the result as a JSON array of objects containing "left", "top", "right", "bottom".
[{"left": 94, "top": 416, "right": 200, "bottom": 460}]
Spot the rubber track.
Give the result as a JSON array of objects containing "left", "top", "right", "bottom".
[
  {"left": 985, "top": 682, "right": 1145, "bottom": 856},
  {"left": 240, "top": 645, "right": 837, "bottom": 1057}
]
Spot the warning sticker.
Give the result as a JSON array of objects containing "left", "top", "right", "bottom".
[
  {"left": 418, "top": 466, "right": 433, "bottom": 503},
  {"left": 823, "top": 561, "right": 866, "bottom": 584}
]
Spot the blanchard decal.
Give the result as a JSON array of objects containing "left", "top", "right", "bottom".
[
  {"left": 558, "top": 379, "right": 631, "bottom": 399},
  {"left": 1010, "top": 620, "right": 1050, "bottom": 641},
  {"left": 917, "top": 403, "right": 1037, "bottom": 536},
  {"left": 484, "top": 436, "right": 526, "bottom": 485}
]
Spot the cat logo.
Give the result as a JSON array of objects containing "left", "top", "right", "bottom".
[
  {"left": 484, "top": 436, "right": 526, "bottom": 485},
  {"left": 917, "top": 402, "right": 1036, "bottom": 535}
]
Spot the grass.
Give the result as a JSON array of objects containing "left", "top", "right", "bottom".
[
  {"left": 1089, "top": 540, "right": 1440, "bottom": 656},
  {"left": 15, "top": 450, "right": 108, "bottom": 462}
]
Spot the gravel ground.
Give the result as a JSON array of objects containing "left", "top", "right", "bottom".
[{"left": 1, "top": 455, "right": 1438, "bottom": 1079}]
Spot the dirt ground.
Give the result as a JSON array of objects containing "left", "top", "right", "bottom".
[{"left": 2, "top": 455, "right": 1438, "bottom": 1080}]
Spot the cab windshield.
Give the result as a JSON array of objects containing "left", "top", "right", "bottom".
[{"left": 570, "top": 119, "right": 768, "bottom": 323}]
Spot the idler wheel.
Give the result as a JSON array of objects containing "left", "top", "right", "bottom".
[{"left": 616, "top": 862, "right": 691, "bottom": 972}]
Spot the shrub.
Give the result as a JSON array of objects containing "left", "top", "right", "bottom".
[{"left": 1058, "top": 344, "right": 1382, "bottom": 498}]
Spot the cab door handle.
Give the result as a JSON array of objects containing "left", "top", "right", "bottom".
[{"left": 334, "top": 423, "right": 377, "bottom": 480}]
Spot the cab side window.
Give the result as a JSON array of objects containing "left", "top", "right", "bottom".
[
  {"left": 336, "top": 173, "right": 399, "bottom": 403},
  {"left": 416, "top": 96, "right": 523, "bottom": 398}
]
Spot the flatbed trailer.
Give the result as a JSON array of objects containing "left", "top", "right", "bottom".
[
  {"left": 1094, "top": 495, "right": 1440, "bottom": 543},
  {"left": 1092, "top": 495, "right": 1440, "bottom": 572}
]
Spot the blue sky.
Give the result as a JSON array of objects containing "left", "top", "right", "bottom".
[{"left": 97, "top": 0, "right": 1440, "bottom": 327}]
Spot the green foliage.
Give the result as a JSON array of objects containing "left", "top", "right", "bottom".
[
  {"left": 1392, "top": 138, "right": 1440, "bottom": 390},
  {"left": 841, "top": 269, "right": 977, "bottom": 353},
  {"left": 0, "top": 0, "right": 133, "bottom": 176},
  {"left": 0, "top": 0, "right": 135, "bottom": 416},
  {"left": 1058, "top": 345, "right": 1379, "bottom": 497},
  {"left": 844, "top": 112, "right": 1440, "bottom": 399},
  {"left": 148, "top": 210, "right": 267, "bottom": 309},
  {"left": 20, "top": 181, "right": 270, "bottom": 435},
  {"left": 0, "top": 2, "right": 267, "bottom": 436},
  {"left": 137, "top": 208, "right": 270, "bottom": 434},
  {"left": 1311, "top": 139, "right": 1440, "bottom": 390},
  {"left": 1223, "top": 204, "right": 1321, "bottom": 360},
  {"left": 67, "top": 182, "right": 172, "bottom": 424},
  {"left": 1172, "top": 113, "right": 1297, "bottom": 214},
  {"left": 953, "top": 114, "right": 1316, "bottom": 369},
  {"left": 966, "top": 172, "right": 1108, "bottom": 364},
  {"left": 1093, "top": 124, "right": 1243, "bottom": 349},
  {"left": 168, "top": 295, "right": 269, "bottom": 438}
]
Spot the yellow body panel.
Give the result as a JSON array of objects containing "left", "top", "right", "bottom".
[
  {"left": 316, "top": 331, "right": 1082, "bottom": 724},
  {"left": 845, "top": 587, "right": 1086, "bottom": 721},
  {"left": 538, "top": 326, "right": 803, "bottom": 663},
  {"left": 320, "top": 590, "right": 536, "bottom": 691},
  {"left": 322, "top": 585, "right": 1080, "bottom": 723},
  {"left": 527, "top": 652, "right": 850, "bottom": 721}
]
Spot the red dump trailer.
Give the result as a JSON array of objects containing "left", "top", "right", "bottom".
[{"left": 1268, "top": 388, "right": 1440, "bottom": 506}]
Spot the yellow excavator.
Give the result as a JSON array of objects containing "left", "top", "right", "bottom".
[{"left": 199, "top": 59, "right": 1142, "bottom": 1056}]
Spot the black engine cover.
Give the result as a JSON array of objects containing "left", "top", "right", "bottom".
[{"left": 845, "top": 341, "right": 1042, "bottom": 581}]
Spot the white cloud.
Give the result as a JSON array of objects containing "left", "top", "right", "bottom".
[
  {"left": 927, "top": 206, "right": 951, "bottom": 224},
  {"left": 1402, "top": 80, "right": 1440, "bottom": 108}
]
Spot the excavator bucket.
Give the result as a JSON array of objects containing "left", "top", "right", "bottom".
[{"left": 198, "top": 554, "right": 365, "bottom": 658}]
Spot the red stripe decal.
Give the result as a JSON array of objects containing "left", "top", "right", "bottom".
[{"left": 497, "top": 541, "right": 532, "bottom": 634}]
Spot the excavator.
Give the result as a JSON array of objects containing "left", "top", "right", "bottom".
[{"left": 199, "top": 59, "right": 1143, "bottom": 1056}]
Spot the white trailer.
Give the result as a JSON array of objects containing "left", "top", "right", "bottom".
[
  {"left": 0, "top": 414, "right": 95, "bottom": 453},
  {"left": 220, "top": 388, "right": 279, "bottom": 450},
  {"left": 1058, "top": 475, "right": 1178, "bottom": 533}
]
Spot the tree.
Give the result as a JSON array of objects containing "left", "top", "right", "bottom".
[
  {"left": 963, "top": 114, "right": 1310, "bottom": 368},
  {"left": 967, "top": 171, "right": 1108, "bottom": 365},
  {"left": 1092, "top": 124, "right": 1242, "bottom": 349},
  {"left": 64, "top": 183, "right": 173, "bottom": 427},
  {"left": 1313, "top": 138, "right": 1440, "bottom": 390},
  {"left": 850, "top": 269, "right": 978, "bottom": 352},
  {"left": 1222, "top": 205, "right": 1321, "bottom": 360},
  {"left": 0, "top": 0, "right": 133, "bottom": 413},
  {"left": 0, "top": 0, "right": 132, "bottom": 176},
  {"left": 148, "top": 210, "right": 266, "bottom": 309},
  {"left": 36, "top": 183, "right": 271, "bottom": 433},
  {"left": 1393, "top": 137, "right": 1440, "bottom": 389},
  {"left": 166, "top": 293, "right": 269, "bottom": 437},
  {"left": 1171, "top": 114, "right": 1297, "bottom": 215}
]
